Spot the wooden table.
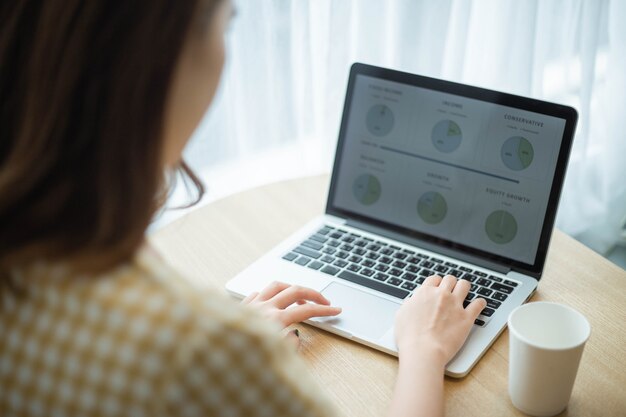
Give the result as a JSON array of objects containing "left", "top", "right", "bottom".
[{"left": 151, "top": 175, "right": 626, "bottom": 417}]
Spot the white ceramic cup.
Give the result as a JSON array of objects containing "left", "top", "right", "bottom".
[{"left": 508, "top": 302, "right": 591, "bottom": 416}]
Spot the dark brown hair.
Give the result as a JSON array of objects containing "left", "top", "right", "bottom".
[{"left": 0, "top": 1, "right": 211, "bottom": 274}]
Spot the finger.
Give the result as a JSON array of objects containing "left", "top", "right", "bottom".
[
  {"left": 296, "top": 299, "right": 307, "bottom": 305},
  {"left": 465, "top": 297, "right": 488, "bottom": 319},
  {"left": 281, "top": 304, "right": 342, "bottom": 326},
  {"left": 452, "top": 279, "right": 471, "bottom": 300},
  {"left": 422, "top": 274, "right": 442, "bottom": 287},
  {"left": 271, "top": 285, "right": 331, "bottom": 309},
  {"left": 439, "top": 275, "right": 457, "bottom": 292},
  {"left": 283, "top": 328, "right": 301, "bottom": 350},
  {"left": 241, "top": 291, "right": 259, "bottom": 305},
  {"left": 257, "top": 281, "right": 290, "bottom": 301}
]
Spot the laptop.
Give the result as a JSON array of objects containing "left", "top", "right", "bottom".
[{"left": 226, "top": 63, "right": 578, "bottom": 377}]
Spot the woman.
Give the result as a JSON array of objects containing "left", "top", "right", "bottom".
[{"left": 0, "top": 1, "right": 486, "bottom": 416}]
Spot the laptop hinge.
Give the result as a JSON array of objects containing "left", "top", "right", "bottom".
[{"left": 346, "top": 219, "right": 511, "bottom": 275}]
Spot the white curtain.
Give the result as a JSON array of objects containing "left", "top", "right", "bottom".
[{"left": 180, "top": 0, "right": 626, "bottom": 256}]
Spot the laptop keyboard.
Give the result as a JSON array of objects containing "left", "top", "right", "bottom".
[{"left": 282, "top": 225, "right": 521, "bottom": 327}]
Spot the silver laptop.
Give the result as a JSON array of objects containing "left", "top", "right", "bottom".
[{"left": 226, "top": 63, "right": 578, "bottom": 377}]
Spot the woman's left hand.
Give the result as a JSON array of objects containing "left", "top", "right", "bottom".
[{"left": 241, "top": 281, "right": 342, "bottom": 328}]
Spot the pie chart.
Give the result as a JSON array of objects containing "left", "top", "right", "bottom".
[
  {"left": 431, "top": 120, "right": 462, "bottom": 153},
  {"left": 485, "top": 210, "right": 518, "bottom": 244},
  {"left": 501, "top": 136, "right": 534, "bottom": 171},
  {"left": 353, "top": 174, "right": 382, "bottom": 205},
  {"left": 366, "top": 104, "right": 394, "bottom": 137},
  {"left": 417, "top": 191, "right": 448, "bottom": 224}
]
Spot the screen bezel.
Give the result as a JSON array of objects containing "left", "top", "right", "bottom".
[{"left": 326, "top": 63, "right": 578, "bottom": 279}]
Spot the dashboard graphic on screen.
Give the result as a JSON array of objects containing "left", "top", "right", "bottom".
[{"left": 332, "top": 75, "right": 567, "bottom": 265}]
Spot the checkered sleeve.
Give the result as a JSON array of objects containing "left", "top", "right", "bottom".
[{"left": 157, "top": 301, "right": 338, "bottom": 417}]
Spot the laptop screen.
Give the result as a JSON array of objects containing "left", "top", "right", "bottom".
[{"left": 328, "top": 64, "right": 577, "bottom": 276}]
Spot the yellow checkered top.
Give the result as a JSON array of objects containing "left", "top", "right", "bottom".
[{"left": 0, "top": 248, "right": 337, "bottom": 417}]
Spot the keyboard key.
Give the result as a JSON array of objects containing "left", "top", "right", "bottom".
[
  {"left": 348, "top": 255, "right": 362, "bottom": 263},
  {"left": 340, "top": 244, "right": 354, "bottom": 251},
  {"left": 321, "top": 255, "right": 335, "bottom": 263},
  {"left": 493, "top": 292, "right": 508, "bottom": 302},
  {"left": 295, "top": 256, "right": 311, "bottom": 266},
  {"left": 416, "top": 253, "right": 429, "bottom": 259},
  {"left": 293, "top": 246, "right": 322, "bottom": 259},
  {"left": 367, "top": 244, "right": 381, "bottom": 251},
  {"left": 463, "top": 273, "right": 477, "bottom": 282},
  {"left": 390, "top": 245, "right": 401, "bottom": 250},
  {"left": 420, "top": 261, "right": 434, "bottom": 269},
  {"left": 430, "top": 258, "right": 443, "bottom": 264},
  {"left": 329, "top": 232, "right": 342, "bottom": 239},
  {"left": 308, "top": 261, "right": 324, "bottom": 270},
  {"left": 448, "top": 269, "right": 463, "bottom": 278},
  {"left": 321, "top": 265, "right": 339, "bottom": 275},
  {"left": 474, "top": 271, "right": 487, "bottom": 277},
  {"left": 335, "top": 251, "right": 349, "bottom": 259},
  {"left": 474, "top": 319, "right": 486, "bottom": 326},
  {"left": 480, "top": 307, "right": 495, "bottom": 317},
  {"left": 361, "top": 268, "right": 375, "bottom": 277},
  {"left": 393, "top": 252, "right": 408, "bottom": 260},
  {"left": 444, "top": 261, "right": 458, "bottom": 268},
  {"left": 374, "top": 264, "right": 389, "bottom": 272},
  {"left": 419, "top": 269, "right": 433, "bottom": 277},
  {"left": 485, "top": 299, "right": 501, "bottom": 309},
  {"left": 387, "top": 277, "right": 403, "bottom": 286},
  {"left": 365, "top": 252, "right": 380, "bottom": 260},
  {"left": 416, "top": 277, "right": 425, "bottom": 284},
  {"left": 407, "top": 256, "right": 421, "bottom": 264},
  {"left": 379, "top": 256, "right": 393, "bottom": 264},
  {"left": 491, "top": 282, "right": 514, "bottom": 294},
  {"left": 353, "top": 248, "right": 367, "bottom": 256},
  {"left": 362, "top": 260, "right": 376, "bottom": 268},
  {"left": 337, "top": 270, "right": 409, "bottom": 299},
  {"left": 407, "top": 265, "right": 419, "bottom": 273},
  {"left": 309, "top": 234, "right": 328, "bottom": 243},
  {"left": 465, "top": 292, "right": 476, "bottom": 300},
  {"left": 354, "top": 240, "right": 368, "bottom": 247},
  {"left": 373, "top": 272, "right": 388, "bottom": 281},
  {"left": 389, "top": 268, "right": 403, "bottom": 277},
  {"left": 342, "top": 236, "right": 355, "bottom": 243},
  {"left": 463, "top": 300, "right": 470, "bottom": 308},
  {"left": 434, "top": 265, "right": 448, "bottom": 274},
  {"left": 334, "top": 259, "right": 348, "bottom": 268},
  {"left": 401, "top": 282, "right": 417, "bottom": 291},
  {"left": 477, "top": 278, "right": 492, "bottom": 287},
  {"left": 282, "top": 252, "right": 298, "bottom": 261},
  {"left": 504, "top": 279, "right": 519, "bottom": 287},
  {"left": 392, "top": 260, "right": 407, "bottom": 269},
  {"left": 327, "top": 240, "right": 341, "bottom": 247},
  {"left": 317, "top": 227, "right": 333, "bottom": 235},
  {"left": 470, "top": 284, "right": 478, "bottom": 292},
  {"left": 322, "top": 247, "right": 336, "bottom": 255},
  {"left": 489, "top": 275, "right": 503, "bottom": 282},
  {"left": 477, "top": 287, "right": 493, "bottom": 297},
  {"left": 402, "top": 248, "right": 416, "bottom": 254},
  {"left": 459, "top": 266, "right": 473, "bottom": 272},
  {"left": 402, "top": 272, "right": 417, "bottom": 282},
  {"left": 347, "top": 263, "right": 362, "bottom": 272},
  {"left": 363, "top": 237, "right": 374, "bottom": 242},
  {"left": 381, "top": 248, "right": 394, "bottom": 256}
]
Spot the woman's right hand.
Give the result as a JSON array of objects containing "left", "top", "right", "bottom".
[{"left": 394, "top": 274, "right": 487, "bottom": 366}]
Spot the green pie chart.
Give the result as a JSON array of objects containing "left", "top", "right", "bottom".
[
  {"left": 431, "top": 120, "right": 462, "bottom": 153},
  {"left": 501, "top": 136, "right": 534, "bottom": 171},
  {"left": 353, "top": 174, "right": 381, "bottom": 205},
  {"left": 417, "top": 191, "right": 448, "bottom": 224},
  {"left": 485, "top": 210, "right": 518, "bottom": 244},
  {"left": 366, "top": 104, "right": 394, "bottom": 137}
]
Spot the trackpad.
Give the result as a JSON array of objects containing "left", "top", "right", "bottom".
[{"left": 313, "top": 282, "right": 400, "bottom": 340}]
